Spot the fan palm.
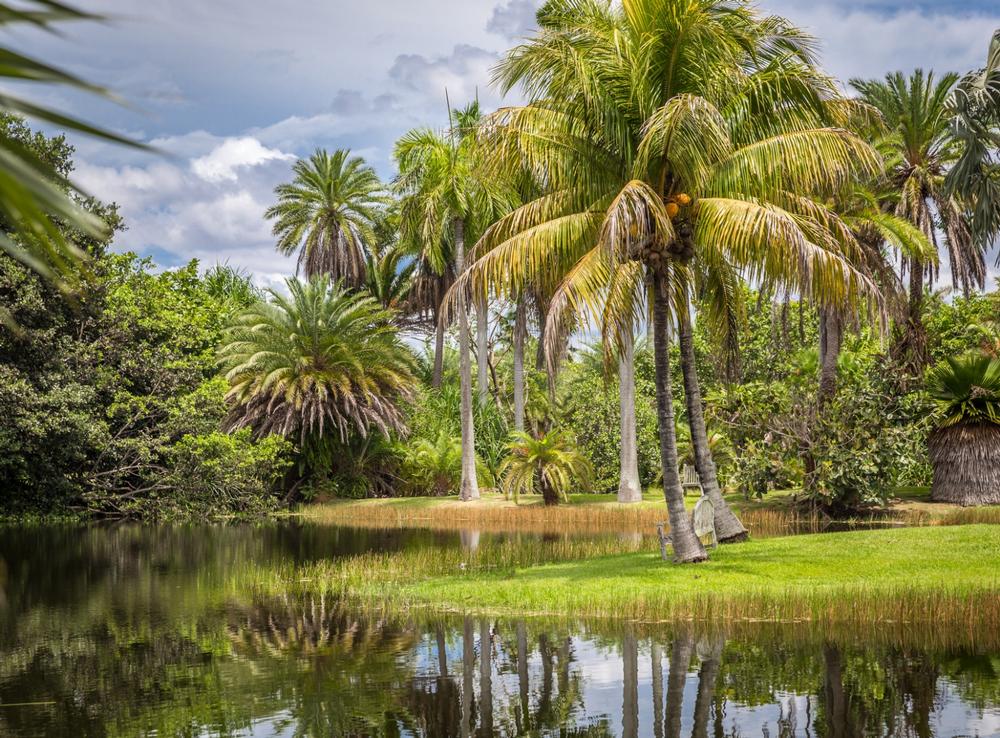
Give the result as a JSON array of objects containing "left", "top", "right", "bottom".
[
  {"left": 456, "top": 0, "right": 878, "bottom": 560},
  {"left": 219, "top": 277, "right": 417, "bottom": 476},
  {"left": 502, "top": 430, "right": 592, "bottom": 505},
  {"left": 927, "top": 352, "right": 1000, "bottom": 505},
  {"left": 851, "top": 70, "right": 985, "bottom": 367},
  {"left": 394, "top": 102, "right": 516, "bottom": 501},
  {"left": 266, "top": 149, "right": 388, "bottom": 286}
]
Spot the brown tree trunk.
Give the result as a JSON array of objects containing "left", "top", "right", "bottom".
[
  {"left": 540, "top": 467, "right": 559, "bottom": 506},
  {"left": 678, "top": 302, "right": 747, "bottom": 542},
  {"left": 692, "top": 637, "right": 722, "bottom": 738},
  {"left": 432, "top": 306, "right": 445, "bottom": 389},
  {"left": 652, "top": 272, "right": 707, "bottom": 563},
  {"left": 818, "top": 306, "right": 842, "bottom": 406},
  {"left": 455, "top": 219, "right": 479, "bottom": 501},
  {"left": 652, "top": 642, "right": 665, "bottom": 738}
]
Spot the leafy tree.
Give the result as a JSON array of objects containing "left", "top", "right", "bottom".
[{"left": 267, "top": 149, "right": 388, "bottom": 285}]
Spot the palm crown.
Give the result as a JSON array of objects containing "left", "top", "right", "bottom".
[
  {"left": 266, "top": 149, "right": 388, "bottom": 285},
  {"left": 928, "top": 352, "right": 1000, "bottom": 427},
  {"left": 219, "top": 277, "right": 417, "bottom": 448}
]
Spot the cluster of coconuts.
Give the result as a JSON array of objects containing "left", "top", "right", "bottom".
[{"left": 629, "top": 193, "right": 693, "bottom": 268}]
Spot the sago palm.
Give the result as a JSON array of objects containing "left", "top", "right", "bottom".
[
  {"left": 926, "top": 352, "right": 1000, "bottom": 505},
  {"left": 458, "top": 0, "right": 878, "bottom": 560},
  {"left": 219, "top": 277, "right": 417, "bottom": 475},
  {"left": 394, "top": 102, "right": 516, "bottom": 501},
  {"left": 502, "top": 430, "right": 592, "bottom": 505},
  {"left": 267, "top": 149, "right": 388, "bottom": 286}
]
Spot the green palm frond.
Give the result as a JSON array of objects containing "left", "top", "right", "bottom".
[
  {"left": 501, "top": 430, "right": 592, "bottom": 504},
  {"left": 219, "top": 277, "right": 417, "bottom": 448},
  {"left": 928, "top": 352, "right": 1000, "bottom": 427}
]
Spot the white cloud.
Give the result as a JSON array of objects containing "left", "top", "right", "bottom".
[{"left": 190, "top": 137, "right": 293, "bottom": 183}]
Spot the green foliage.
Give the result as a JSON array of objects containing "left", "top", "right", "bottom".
[
  {"left": 219, "top": 276, "right": 417, "bottom": 480},
  {"left": 928, "top": 352, "right": 1000, "bottom": 427},
  {"left": 401, "top": 430, "right": 462, "bottom": 496},
  {"left": 501, "top": 430, "right": 592, "bottom": 505}
]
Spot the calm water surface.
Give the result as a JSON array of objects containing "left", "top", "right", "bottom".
[{"left": 0, "top": 523, "right": 997, "bottom": 737}]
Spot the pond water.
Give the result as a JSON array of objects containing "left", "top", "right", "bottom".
[{"left": 1, "top": 523, "right": 998, "bottom": 737}]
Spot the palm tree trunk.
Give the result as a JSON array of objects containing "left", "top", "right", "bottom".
[
  {"left": 476, "top": 294, "right": 489, "bottom": 403},
  {"left": 432, "top": 305, "right": 445, "bottom": 389},
  {"left": 513, "top": 299, "right": 526, "bottom": 433},
  {"left": 652, "top": 273, "right": 707, "bottom": 563},
  {"left": 455, "top": 219, "right": 479, "bottom": 501},
  {"left": 677, "top": 302, "right": 747, "bottom": 542},
  {"left": 618, "top": 330, "right": 642, "bottom": 503},
  {"left": 818, "top": 306, "right": 841, "bottom": 405}
]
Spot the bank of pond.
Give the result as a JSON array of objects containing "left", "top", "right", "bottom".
[{"left": 1, "top": 520, "right": 998, "bottom": 736}]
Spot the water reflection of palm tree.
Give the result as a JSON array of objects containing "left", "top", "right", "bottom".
[
  {"left": 666, "top": 631, "right": 694, "bottom": 738},
  {"left": 479, "top": 620, "right": 493, "bottom": 736},
  {"left": 462, "top": 617, "right": 475, "bottom": 738},
  {"left": 622, "top": 631, "right": 638, "bottom": 738},
  {"left": 516, "top": 621, "right": 530, "bottom": 733},
  {"left": 651, "top": 642, "right": 664, "bottom": 738},
  {"left": 692, "top": 637, "right": 723, "bottom": 738}
]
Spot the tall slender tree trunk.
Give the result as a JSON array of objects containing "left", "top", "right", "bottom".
[
  {"left": 432, "top": 305, "right": 446, "bottom": 389},
  {"left": 618, "top": 330, "right": 643, "bottom": 503},
  {"left": 622, "top": 631, "right": 639, "bottom": 738},
  {"left": 665, "top": 630, "right": 694, "bottom": 738},
  {"left": 455, "top": 219, "right": 480, "bottom": 501},
  {"left": 476, "top": 294, "right": 489, "bottom": 403},
  {"left": 652, "top": 273, "right": 707, "bottom": 563},
  {"left": 513, "top": 299, "right": 526, "bottom": 433},
  {"left": 677, "top": 302, "right": 747, "bottom": 542},
  {"left": 818, "top": 306, "right": 842, "bottom": 405}
]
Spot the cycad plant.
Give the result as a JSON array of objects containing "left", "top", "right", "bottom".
[
  {"left": 457, "top": 0, "right": 879, "bottom": 560},
  {"left": 267, "top": 149, "right": 388, "bottom": 286},
  {"left": 502, "top": 430, "right": 592, "bottom": 506},
  {"left": 219, "top": 277, "right": 417, "bottom": 479},
  {"left": 927, "top": 352, "right": 1000, "bottom": 505}
]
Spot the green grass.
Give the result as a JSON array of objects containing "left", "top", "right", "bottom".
[{"left": 258, "top": 525, "right": 1000, "bottom": 626}]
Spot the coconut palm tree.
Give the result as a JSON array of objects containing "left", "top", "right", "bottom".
[
  {"left": 219, "top": 277, "right": 417, "bottom": 479},
  {"left": 851, "top": 71, "right": 986, "bottom": 367},
  {"left": 927, "top": 352, "right": 1000, "bottom": 505},
  {"left": 266, "top": 149, "right": 388, "bottom": 286},
  {"left": 502, "top": 430, "right": 592, "bottom": 505},
  {"left": 457, "top": 0, "right": 878, "bottom": 560},
  {"left": 395, "top": 103, "right": 516, "bottom": 501}
]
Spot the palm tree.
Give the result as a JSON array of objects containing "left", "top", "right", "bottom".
[
  {"left": 946, "top": 29, "right": 1000, "bottom": 252},
  {"left": 266, "top": 149, "right": 388, "bottom": 286},
  {"left": 394, "top": 103, "right": 515, "bottom": 501},
  {"left": 458, "top": 0, "right": 877, "bottom": 560},
  {"left": 502, "top": 430, "right": 592, "bottom": 505},
  {"left": 852, "top": 71, "right": 986, "bottom": 368},
  {"left": 927, "top": 352, "right": 1000, "bottom": 505},
  {"left": 219, "top": 277, "right": 416, "bottom": 479}
]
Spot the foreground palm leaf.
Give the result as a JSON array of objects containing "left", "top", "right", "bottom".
[
  {"left": 220, "top": 277, "right": 417, "bottom": 455},
  {"left": 0, "top": 1, "right": 144, "bottom": 301}
]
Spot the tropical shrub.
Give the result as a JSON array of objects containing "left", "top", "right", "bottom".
[
  {"left": 501, "top": 430, "right": 592, "bottom": 506},
  {"left": 401, "top": 430, "right": 462, "bottom": 496}
]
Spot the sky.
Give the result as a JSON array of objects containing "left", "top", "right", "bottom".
[{"left": 11, "top": 0, "right": 1000, "bottom": 288}]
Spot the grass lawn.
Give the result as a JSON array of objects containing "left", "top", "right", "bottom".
[{"left": 387, "top": 525, "right": 1000, "bottom": 623}]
